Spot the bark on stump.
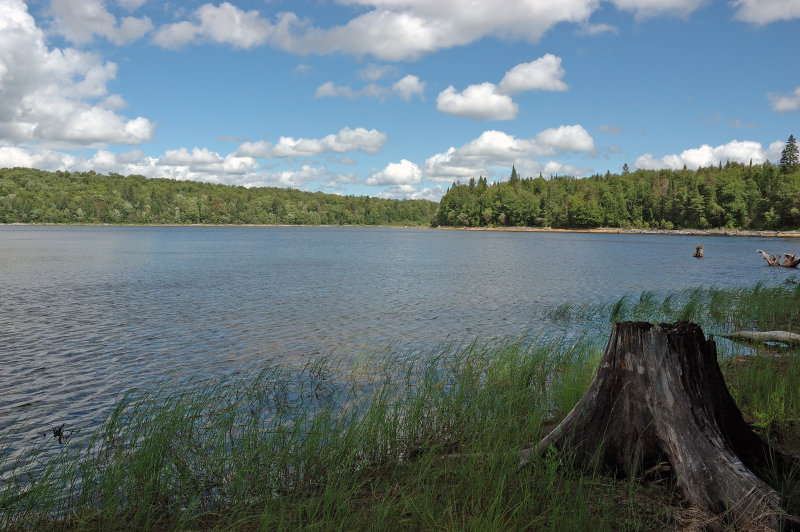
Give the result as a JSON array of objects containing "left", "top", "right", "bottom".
[{"left": 519, "top": 321, "right": 798, "bottom": 530}]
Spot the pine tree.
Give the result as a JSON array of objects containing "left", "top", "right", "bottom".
[
  {"left": 509, "top": 164, "right": 519, "bottom": 184},
  {"left": 779, "top": 134, "right": 798, "bottom": 174},
  {"left": 622, "top": 163, "right": 629, "bottom": 175}
]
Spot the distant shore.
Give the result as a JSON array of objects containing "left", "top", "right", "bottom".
[
  {"left": 3, "top": 222, "right": 800, "bottom": 238},
  {"left": 436, "top": 226, "right": 800, "bottom": 238}
]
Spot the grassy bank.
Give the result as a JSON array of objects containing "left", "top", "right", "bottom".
[{"left": 2, "top": 283, "right": 800, "bottom": 530}]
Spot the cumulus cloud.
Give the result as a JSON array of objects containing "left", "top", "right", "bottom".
[
  {"left": 153, "top": 2, "right": 274, "bottom": 49},
  {"left": 366, "top": 159, "right": 422, "bottom": 185},
  {"left": 392, "top": 75, "right": 426, "bottom": 101},
  {"left": 376, "top": 184, "right": 445, "bottom": 201},
  {"left": 0, "top": 0, "right": 155, "bottom": 146},
  {"left": 236, "top": 127, "right": 388, "bottom": 158},
  {"left": 152, "top": 0, "right": 598, "bottom": 60},
  {"left": 423, "top": 125, "right": 595, "bottom": 181},
  {"left": 633, "top": 139, "right": 778, "bottom": 170},
  {"left": 436, "top": 83, "right": 518, "bottom": 121},
  {"left": 437, "top": 55, "right": 567, "bottom": 120},
  {"left": 315, "top": 74, "right": 425, "bottom": 101},
  {"left": 610, "top": 0, "right": 704, "bottom": 19},
  {"left": 767, "top": 86, "right": 800, "bottom": 113},
  {"left": 0, "top": 144, "right": 359, "bottom": 190},
  {"left": 497, "top": 54, "right": 568, "bottom": 94},
  {"left": 314, "top": 81, "right": 389, "bottom": 100},
  {"left": 48, "top": 0, "right": 152, "bottom": 45},
  {"left": 731, "top": 0, "right": 800, "bottom": 24}
]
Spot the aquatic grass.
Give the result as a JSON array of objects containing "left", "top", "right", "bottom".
[
  {"left": 2, "top": 282, "right": 800, "bottom": 530},
  {"left": 1, "top": 334, "right": 613, "bottom": 531}
]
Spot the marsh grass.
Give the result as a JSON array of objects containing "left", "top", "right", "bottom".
[{"left": 2, "top": 281, "right": 800, "bottom": 530}]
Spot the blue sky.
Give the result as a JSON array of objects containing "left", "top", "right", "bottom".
[{"left": 1, "top": 0, "right": 798, "bottom": 200}]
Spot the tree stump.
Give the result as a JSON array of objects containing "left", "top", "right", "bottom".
[{"left": 519, "top": 321, "right": 799, "bottom": 530}]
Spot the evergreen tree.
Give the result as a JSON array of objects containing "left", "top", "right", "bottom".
[
  {"left": 622, "top": 163, "right": 629, "bottom": 175},
  {"left": 780, "top": 134, "right": 798, "bottom": 174},
  {"left": 509, "top": 164, "right": 519, "bottom": 184}
]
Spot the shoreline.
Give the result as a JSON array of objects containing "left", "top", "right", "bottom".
[
  {"left": 436, "top": 226, "right": 800, "bottom": 238},
  {"left": 3, "top": 222, "right": 800, "bottom": 238}
]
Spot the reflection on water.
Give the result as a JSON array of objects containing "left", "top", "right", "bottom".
[{"left": 0, "top": 225, "right": 796, "bottom": 454}]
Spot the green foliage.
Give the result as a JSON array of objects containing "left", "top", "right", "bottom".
[
  {"left": 436, "top": 157, "right": 800, "bottom": 229},
  {"left": 781, "top": 134, "right": 799, "bottom": 175},
  {"left": 0, "top": 167, "right": 437, "bottom": 226}
]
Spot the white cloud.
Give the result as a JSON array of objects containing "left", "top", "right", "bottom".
[
  {"left": 153, "top": 2, "right": 274, "bottom": 49},
  {"left": 314, "top": 75, "right": 425, "bottom": 101},
  {"left": 376, "top": 184, "right": 445, "bottom": 200},
  {"left": 366, "top": 159, "right": 422, "bottom": 185},
  {"left": 634, "top": 139, "right": 777, "bottom": 170},
  {"left": 576, "top": 22, "right": 618, "bottom": 35},
  {"left": 437, "top": 55, "right": 567, "bottom": 120},
  {"left": 610, "top": 0, "right": 704, "bottom": 19},
  {"left": 359, "top": 64, "right": 399, "bottom": 81},
  {"left": 0, "top": 0, "right": 155, "bottom": 146},
  {"left": 767, "top": 86, "right": 800, "bottom": 113},
  {"left": 236, "top": 127, "right": 388, "bottom": 158},
  {"left": 49, "top": 0, "right": 152, "bottom": 45},
  {"left": 392, "top": 75, "right": 426, "bottom": 101},
  {"left": 436, "top": 83, "right": 518, "bottom": 121},
  {"left": 535, "top": 125, "right": 595, "bottom": 153},
  {"left": 497, "top": 54, "right": 568, "bottom": 94},
  {"left": 314, "top": 81, "right": 389, "bottom": 100},
  {"left": 423, "top": 126, "right": 595, "bottom": 181},
  {"left": 152, "top": 1, "right": 598, "bottom": 60},
  {"left": 0, "top": 144, "right": 359, "bottom": 190},
  {"left": 732, "top": 0, "right": 800, "bottom": 24}
]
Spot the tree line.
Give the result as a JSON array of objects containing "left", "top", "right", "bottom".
[
  {"left": 437, "top": 136, "right": 800, "bottom": 230},
  {"left": 0, "top": 168, "right": 437, "bottom": 226}
]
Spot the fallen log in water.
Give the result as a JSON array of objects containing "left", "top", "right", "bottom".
[
  {"left": 519, "top": 321, "right": 800, "bottom": 530},
  {"left": 722, "top": 330, "right": 800, "bottom": 347}
]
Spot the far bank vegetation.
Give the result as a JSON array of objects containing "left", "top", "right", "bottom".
[{"left": 437, "top": 135, "right": 800, "bottom": 230}]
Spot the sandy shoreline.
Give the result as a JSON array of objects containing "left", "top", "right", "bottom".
[{"left": 3, "top": 222, "right": 800, "bottom": 238}]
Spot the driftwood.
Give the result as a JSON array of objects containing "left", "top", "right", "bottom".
[
  {"left": 693, "top": 244, "right": 704, "bottom": 258},
  {"left": 723, "top": 330, "right": 800, "bottom": 347},
  {"left": 519, "top": 321, "right": 799, "bottom": 530},
  {"left": 758, "top": 250, "right": 782, "bottom": 266},
  {"left": 783, "top": 254, "right": 800, "bottom": 268}
]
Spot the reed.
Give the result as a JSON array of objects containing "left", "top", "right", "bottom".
[{"left": 1, "top": 281, "right": 799, "bottom": 530}]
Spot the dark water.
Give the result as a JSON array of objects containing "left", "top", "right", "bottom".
[{"left": 1, "top": 225, "right": 797, "bottom": 452}]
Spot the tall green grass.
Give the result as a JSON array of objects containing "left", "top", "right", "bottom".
[{"left": 2, "top": 281, "right": 799, "bottom": 530}]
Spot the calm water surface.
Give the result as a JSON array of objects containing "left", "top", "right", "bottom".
[{"left": 1, "top": 225, "right": 797, "bottom": 451}]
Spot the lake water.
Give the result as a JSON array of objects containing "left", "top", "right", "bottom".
[{"left": 1, "top": 225, "right": 798, "bottom": 454}]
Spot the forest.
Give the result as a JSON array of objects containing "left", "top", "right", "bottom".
[
  {"left": 2, "top": 136, "right": 799, "bottom": 230},
  {"left": 0, "top": 167, "right": 437, "bottom": 226},
  {"left": 437, "top": 135, "right": 800, "bottom": 230}
]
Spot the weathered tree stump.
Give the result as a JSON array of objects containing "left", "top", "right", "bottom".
[
  {"left": 519, "top": 321, "right": 799, "bottom": 530},
  {"left": 758, "top": 250, "right": 782, "bottom": 266},
  {"left": 693, "top": 244, "right": 704, "bottom": 258}
]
